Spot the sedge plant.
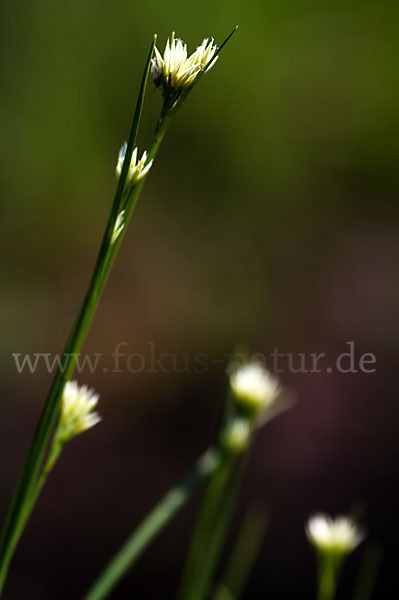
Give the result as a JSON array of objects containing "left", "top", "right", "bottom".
[
  {"left": 83, "top": 359, "right": 290, "bottom": 600},
  {"left": 306, "top": 513, "right": 366, "bottom": 600},
  {"left": 0, "top": 28, "right": 237, "bottom": 595},
  {"left": 177, "top": 361, "right": 292, "bottom": 600},
  {"left": 0, "top": 26, "right": 373, "bottom": 600}
]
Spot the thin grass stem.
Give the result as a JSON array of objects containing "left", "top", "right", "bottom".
[
  {"left": 352, "top": 543, "right": 383, "bottom": 600},
  {"left": 316, "top": 553, "right": 343, "bottom": 600},
  {"left": 213, "top": 505, "right": 269, "bottom": 600},
  {"left": 83, "top": 448, "right": 220, "bottom": 600},
  {"left": 0, "top": 35, "right": 157, "bottom": 593},
  {"left": 177, "top": 451, "right": 247, "bottom": 600}
]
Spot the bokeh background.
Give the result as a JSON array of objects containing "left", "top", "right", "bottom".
[{"left": 0, "top": 1, "right": 398, "bottom": 598}]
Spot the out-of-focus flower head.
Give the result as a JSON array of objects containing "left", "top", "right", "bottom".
[
  {"left": 229, "top": 361, "right": 280, "bottom": 414},
  {"left": 306, "top": 513, "right": 365, "bottom": 555}
]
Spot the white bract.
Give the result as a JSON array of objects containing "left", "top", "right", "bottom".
[
  {"left": 58, "top": 381, "right": 101, "bottom": 443},
  {"left": 111, "top": 209, "right": 125, "bottom": 244},
  {"left": 151, "top": 33, "right": 218, "bottom": 90},
  {"left": 306, "top": 514, "right": 365, "bottom": 554},
  {"left": 116, "top": 143, "right": 153, "bottom": 183},
  {"left": 229, "top": 362, "right": 280, "bottom": 412}
]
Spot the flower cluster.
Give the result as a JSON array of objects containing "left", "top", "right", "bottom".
[
  {"left": 56, "top": 380, "right": 101, "bottom": 444},
  {"left": 306, "top": 513, "right": 365, "bottom": 555},
  {"left": 229, "top": 362, "right": 280, "bottom": 414},
  {"left": 151, "top": 33, "right": 218, "bottom": 92},
  {"left": 116, "top": 143, "right": 153, "bottom": 184},
  {"left": 220, "top": 360, "right": 282, "bottom": 454}
]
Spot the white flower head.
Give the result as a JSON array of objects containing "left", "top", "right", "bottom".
[
  {"left": 151, "top": 33, "right": 218, "bottom": 91},
  {"left": 221, "top": 417, "right": 251, "bottom": 453},
  {"left": 306, "top": 514, "right": 365, "bottom": 555},
  {"left": 229, "top": 361, "right": 280, "bottom": 413},
  {"left": 111, "top": 209, "right": 125, "bottom": 244},
  {"left": 116, "top": 142, "right": 153, "bottom": 184},
  {"left": 58, "top": 380, "right": 101, "bottom": 443}
]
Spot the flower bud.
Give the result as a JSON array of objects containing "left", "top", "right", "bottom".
[{"left": 221, "top": 418, "right": 251, "bottom": 453}]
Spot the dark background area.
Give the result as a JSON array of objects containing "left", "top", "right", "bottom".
[{"left": 0, "top": 0, "right": 398, "bottom": 598}]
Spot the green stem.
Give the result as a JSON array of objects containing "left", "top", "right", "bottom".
[
  {"left": 213, "top": 505, "right": 269, "bottom": 600},
  {"left": 317, "top": 553, "right": 342, "bottom": 600},
  {"left": 352, "top": 543, "right": 383, "bottom": 600},
  {"left": 20, "top": 442, "right": 64, "bottom": 531},
  {"left": 83, "top": 448, "right": 220, "bottom": 600},
  {"left": 94, "top": 104, "right": 173, "bottom": 294},
  {"left": 0, "top": 35, "right": 157, "bottom": 594},
  {"left": 1, "top": 437, "right": 66, "bottom": 581},
  {"left": 0, "top": 27, "right": 237, "bottom": 596},
  {"left": 177, "top": 450, "right": 247, "bottom": 600}
]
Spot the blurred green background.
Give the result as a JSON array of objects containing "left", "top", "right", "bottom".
[{"left": 1, "top": 1, "right": 398, "bottom": 598}]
